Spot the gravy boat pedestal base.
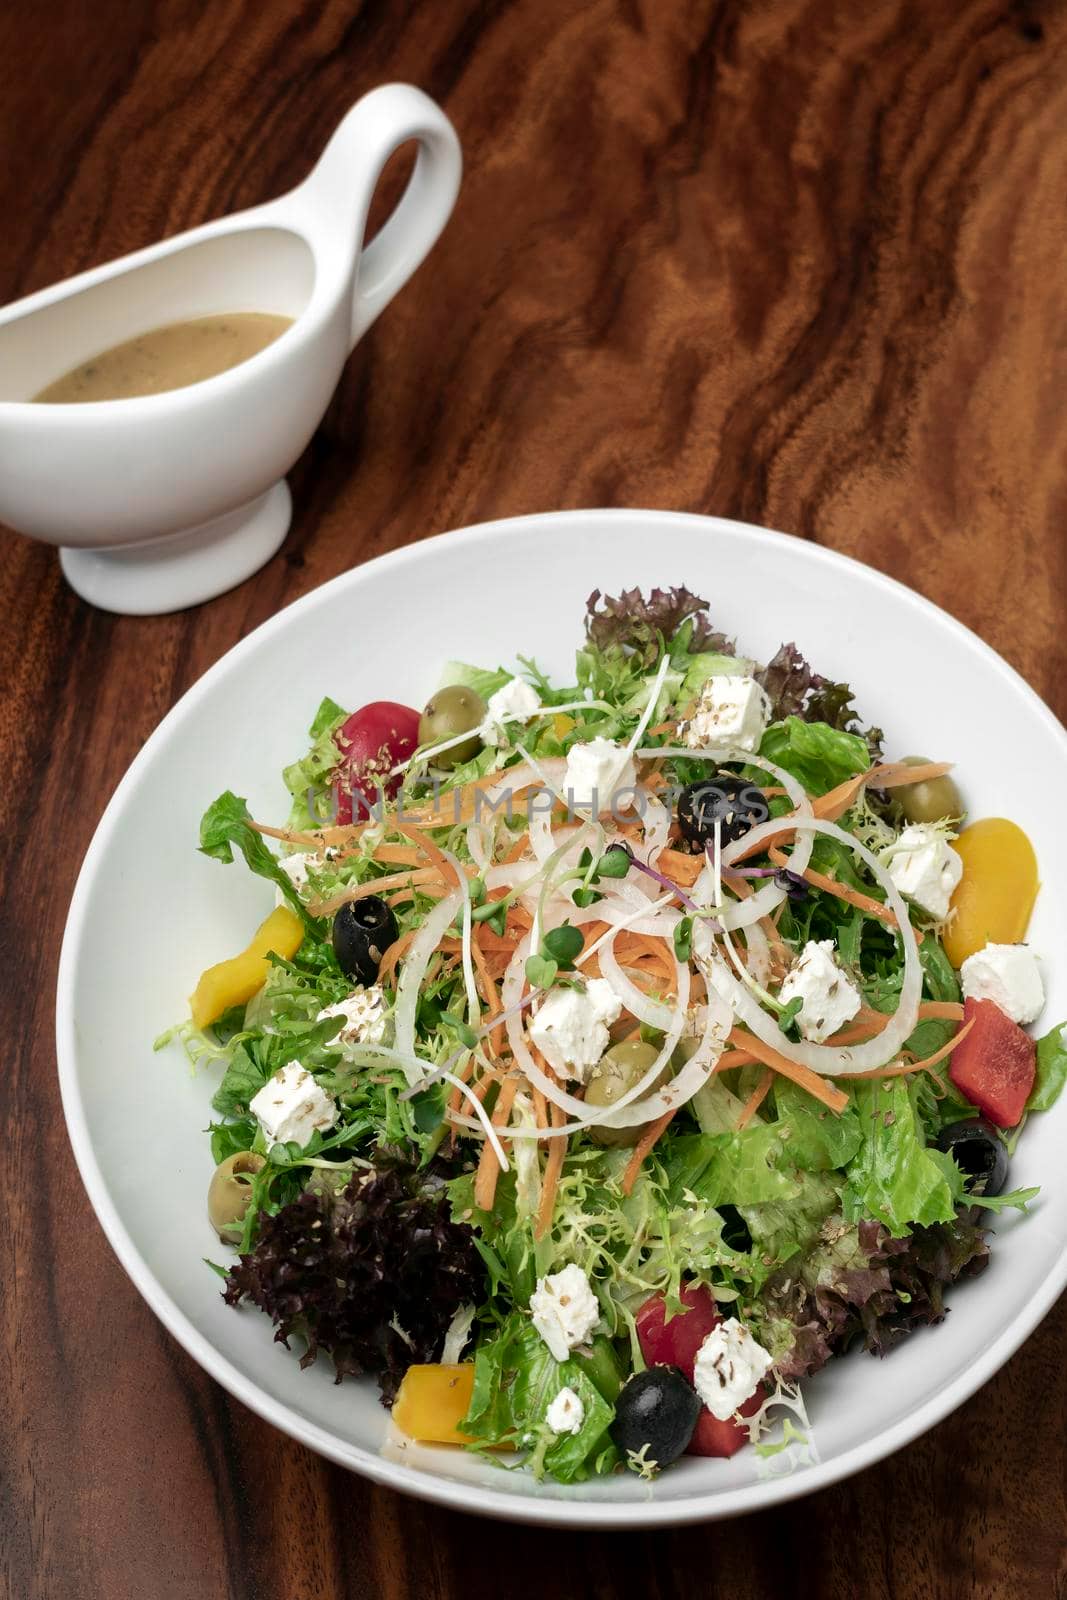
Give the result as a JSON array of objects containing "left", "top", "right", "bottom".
[{"left": 59, "top": 480, "right": 291, "bottom": 615}]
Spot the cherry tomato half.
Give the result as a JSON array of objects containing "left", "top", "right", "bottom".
[{"left": 334, "top": 701, "right": 420, "bottom": 822}]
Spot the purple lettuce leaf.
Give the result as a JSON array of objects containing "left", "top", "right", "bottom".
[
  {"left": 761, "top": 1213, "right": 990, "bottom": 1381},
  {"left": 585, "top": 586, "right": 734, "bottom": 665},
  {"left": 223, "top": 1158, "right": 486, "bottom": 1404},
  {"left": 757, "top": 642, "right": 884, "bottom": 760}
]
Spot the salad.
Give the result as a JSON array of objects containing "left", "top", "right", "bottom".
[{"left": 161, "top": 586, "right": 1067, "bottom": 1483}]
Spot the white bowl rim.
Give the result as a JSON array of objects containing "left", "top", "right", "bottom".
[{"left": 56, "top": 507, "right": 1067, "bottom": 1527}]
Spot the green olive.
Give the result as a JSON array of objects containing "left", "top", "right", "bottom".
[
  {"left": 671, "top": 1035, "right": 700, "bottom": 1067},
  {"left": 418, "top": 685, "right": 487, "bottom": 769},
  {"left": 896, "top": 755, "right": 963, "bottom": 825},
  {"left": 208, "top": 1151, "right": 266, "bottom": 1240},
  {"left": 584, "top": 1040, "right": 669, "bottom": 1148}
]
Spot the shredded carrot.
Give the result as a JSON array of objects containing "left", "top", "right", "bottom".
[
  {"left": 767, "top": 844, "right": 901, "bottom": 929},
  {"left": 250, "top": 820, "right": 333, "bottom": 847},
  {"left": 727, "top": 1026, "right": 849, "bottom": 1113},
  {"left": 826, "top": 1016, "right": 888, "bottom": 1046},
  {"left": 715, "top": 1047, "right": 759, "bottom": 1070},
  {"left": 649, "top": 846, "right": 704, "bottom": 887},
  {"left": 467, "top": 1066, "right": 503, "bottom": 1104},
  {"left": 621, "top": 1107, "right": 678, "bottom": 1195},
  {"left": 391, "top": 818, "right": 465, "bottom": 888},
  {"left": 920, "top": 1000, "right": 965, "bottom": 1020},
  {"left": 811, "top": 771, "right": 874, "bottom": 823},
  {"left": 503, "top": 830, "right": 531, "bottom": 863},
  {"left": 827, "top": 1000, "right": 965, "bottom": 1047},
  {"left": 874, "top": 760, "right": 954, "bottom": 790},
  {"left": 810, "top": 761, "right": 955, "bottom": 823},
  {"left": 310, "top": 866, "right": 446, "bottom": 918},
  {"left": 385, "top": 887, "right": 425, "bottom": 907},
  {"left": 471, "top": 931, "right": 506, "bottom": 1059},
  {"left": 615, "top": 932, "right": 678, "bottom": 986},
  {"left": 393, "top": 771, "right": 551, "bottom": 830},
  {"left": 726, "top": 827, "right": 798, "bottom": 867},
  {"left": 473, "top": 922, "right": 521, "bottom": 953},
  {"left": 536, "top": 1101, "right": 567, "bottom": 1238},
  {"left": 836, "top": 1015, "right": 975, "bottom": 1079},
  {"left": 377, "top": 930, "right": 415, "bottom": 984},
  {"left": 474, "top": 1074, "right": 520, "bottom": 1211},
  {"left": 736, "top": 1067, "right": 775, "bottom": 1129},
  {"left": 365, "top": 843, "right": 423, "bottom": 867},
  {"left": 532, "top": 1051, "right": 569, "bottom": 1239},
  {"left": 446, "top": 1049, "right": 482, "bottom": 1128}
]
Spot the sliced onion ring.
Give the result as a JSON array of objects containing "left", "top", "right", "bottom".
[
  {"left": 449, "top": 984, "right": 732, "bottom": 1140},
  {"left": 598, "top": 930, "right": 678, "bottom": 1031},
  {"left": 703, "top": 816, "right": 922, "bottom": 1077},
  {"left": 638, "top": 745, "right": 814, "bottom": 930},
  {"left": 393, "top": 888, "right": 463, "bottom": 1078}
]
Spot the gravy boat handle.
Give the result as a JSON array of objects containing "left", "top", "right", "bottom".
[{"left": 295, "top": 83, "right": 462, "bottom": 350}]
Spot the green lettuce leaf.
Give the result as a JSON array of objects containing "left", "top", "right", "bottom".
[
  {"left": 1029, "top": 1020, "right": 1067, "bottom": 1113},
  {"left": 842, "top": 1079, "right": 966, "bottom": 1235},
  {"left": 758, "top": 716, "right": 869, "bottom": 795},
  {"left": 772, "top": 1080, "right": 863, "bottom": 1170},
  {"left": 863, "top": 936, "right": 963, "bottom": 1064},
  {"left": 281, "top": 698, "right": 347, "bottom": 829},
  {"left": 462, "top": 1315, "right": 616, "bottom": 1482},
  {"left": 199, "top": 791, "right": 319, "bottom": 929},
  {"left": 437, "top": 660, "right": 513, "bottom": 700},
  {"left": 575, "top": 642, "right": 649, "bottom": 708},
  {"left": 679, "top": 1126, "right": 807, "bottom": 1207},
  {"left": 741, "top": 1172, "right": 841, "bottom": 1263},
  {"left": 679, "top": 653, "right": 751, "bottom": 703},
  {"left": 212, "top": 1042, "right": 271, "bottom": 1117}
]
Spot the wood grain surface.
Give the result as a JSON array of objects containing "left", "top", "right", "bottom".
[{"left": 2, "top": 1, "right": 1065, "bottom": 1596}]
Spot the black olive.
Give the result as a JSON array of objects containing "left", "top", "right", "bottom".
[
  {"left": 611, "top": 1365, "right": 701, "bottom": 1472},
  {"left": 677, "top": 776, "right": 770, "bottom": 850},
  {"left": 936, "top": 1118, "right": 1009, "bottom": 1197},
  {"left": 717, "top": 1203, "right": 753, "bottom": 1252},
  {"left": 332, "top": 895, "right": 399, "bottom": 984}
]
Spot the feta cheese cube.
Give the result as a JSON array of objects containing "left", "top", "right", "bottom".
[
  {"left": 680, "top": 675, "right": 770, "bottom": 753},
  {"left": 546, "top": 1386, "right": 585, "bottom": 1435},
  {"left": 961, "top": 943, "right": 1045, "bottom": 1025},
  {"left": 778, "top": 939, "right": 862, "bottom": 1043},
  {"left": 317, "top": 985, "right": 389, "bottom": 1046},
  {"left": 530, "top": 1264, "right": 600, "bottom": 1361},
  {"left": 885, "top": 824, "right": 962, "bottom": 920},
  {"left": 483, "top": 678, "right": 542, "bottom": 746},
  {"left": 249, "top": 1061, "right": 337, "bottom": 1148},
  {"left": 563, "top": 737, "right": 637, "bottom": 813},
  {"left": 278, "top": 851, "right": 312, "bottom": 891},
  {"left": 693, "top": 1318, "right": 773, "bottom": 1420},
  {"left": 528, "top": 978, "right": 623, "bottom": 1082},
  {"left": 275, "top": 849, "right": 337, "bottom": 906},
  {"left": 275, "top": 850, "right": 315, "bottom": 906}
]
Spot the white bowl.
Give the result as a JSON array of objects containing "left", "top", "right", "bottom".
[{"left": 56, "top": 509, "right": 1067, "bottom": 1527}]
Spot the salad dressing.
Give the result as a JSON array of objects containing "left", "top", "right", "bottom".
[{"left": 33, "top": 312, "right": 292, "bottom": 403}]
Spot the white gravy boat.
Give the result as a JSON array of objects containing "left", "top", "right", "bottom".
[{"left": 0, "top": 84, "right": 460, "bottom": 614}]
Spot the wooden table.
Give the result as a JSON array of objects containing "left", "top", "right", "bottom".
[{"left": 3, "top": 2, "right": 1065, "bottom": 1595}]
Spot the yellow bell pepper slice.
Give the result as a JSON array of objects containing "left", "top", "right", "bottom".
[
  {"left": 943, "top": 819, "right": 1040, "bottom": 969},
  {"left": 553, "top": 712, "right": 575, "bottom": 741},
  {"left": 190, "top": 905, "right": 304, "bottom": 1030},
  {"left": 392, "top": 1364, "right": 478, "bottom": 1446}
]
